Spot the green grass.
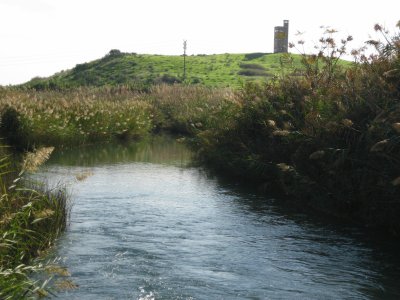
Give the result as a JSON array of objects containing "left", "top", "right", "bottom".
[{"left": 23, "top": 51, "right": 314, "bottom": 90}]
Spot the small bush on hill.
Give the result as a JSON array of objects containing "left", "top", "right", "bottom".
[
  {"left": 238, "top": 69, "right": 271, "bottom": 77},
  {"left": 239, "top": 63, "right": 266, "bottom": 70},
  {"left": 244, "top": 53, "right": 269, "bottom": 60}
]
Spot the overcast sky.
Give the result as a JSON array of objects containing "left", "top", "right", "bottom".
[{"left": 0, "top": 0, "right": 398, "bottom": 85}]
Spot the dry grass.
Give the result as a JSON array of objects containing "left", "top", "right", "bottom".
[{"left": 22, "top": 147, "right": 54, "bottom": 172}]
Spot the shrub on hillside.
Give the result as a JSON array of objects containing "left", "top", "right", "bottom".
[
  {"left": 238, "top": 69, "right": 271, "bottom": 77},
  {"left": 239, "top": 63, "right": 266, "bottom": 70},
  {"left": 244, "top": 53, "right": 269, "bottom": 60},
  {"left": 155, "top": 74, "right": 182, "bottom": 84}
]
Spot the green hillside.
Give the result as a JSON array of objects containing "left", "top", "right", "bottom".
[{"left": 24, "top": 50, "right": 309, "bottom": 89}]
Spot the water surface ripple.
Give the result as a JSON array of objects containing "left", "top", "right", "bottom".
[{"left": 38, "top": 136, "right": 400, "bottom": 299}]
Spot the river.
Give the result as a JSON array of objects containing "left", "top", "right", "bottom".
[{"left": 36, "top": 135, "right": 400, "bottom": 299}]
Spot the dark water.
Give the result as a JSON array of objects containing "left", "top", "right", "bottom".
[{"left": 38, "top": 135, "right": 400, "bottom": 299}]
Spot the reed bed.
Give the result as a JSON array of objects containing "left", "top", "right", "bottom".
[
  {"left": 0, "top": 85, "right": 241, "bottom": 150},
  {"left": 0, "top": 87, "right": 153, "bottom": 149},
  {"left": 0, "top": 147, "right": 70, "bottom": 298},
  {"left": 145, "top": 84, "right": 240, "bottom": 134}
]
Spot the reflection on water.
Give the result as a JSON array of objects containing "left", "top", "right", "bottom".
[
  {"left": 38, "top": 135, "right": 400, "bottom": 299},
  {"left": 47, "top": 135, "right": 192, "bottom": 167}
]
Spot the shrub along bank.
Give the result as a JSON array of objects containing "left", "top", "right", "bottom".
[{"left": 193, "top": 24, "right": 400, "bottom": 234}]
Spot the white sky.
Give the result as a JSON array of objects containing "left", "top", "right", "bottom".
[{"left": 0, "top": 0, "right": 398, "bottom": 85}]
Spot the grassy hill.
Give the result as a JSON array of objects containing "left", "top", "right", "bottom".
[{"left": 24, "top": 50, "right": 310, "bottom": 90}]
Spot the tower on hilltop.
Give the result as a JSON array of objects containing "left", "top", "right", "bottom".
[{"left": 274, "top": 20, "right": 289, "bottom": 53}]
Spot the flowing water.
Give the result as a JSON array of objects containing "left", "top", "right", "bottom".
[{"left": 37, "top": 135, "right": 400, "bottom": 299}]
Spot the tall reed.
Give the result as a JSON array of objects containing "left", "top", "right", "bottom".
[
  {"left": 0, "top": 85, "right": 240, "bottom": 150},
  {"left": 0, "top": 86, "right": 153, "bottom": 149},
  {"left": 0, "top": 147, "right": 69, "bottom": 298},
  {"left": 145, "top": 84, "right": 240, "bottom": 134}
]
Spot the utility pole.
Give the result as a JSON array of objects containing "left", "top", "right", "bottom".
[{"left": 183, "top": 40, "right": 187, "bottom": 82}]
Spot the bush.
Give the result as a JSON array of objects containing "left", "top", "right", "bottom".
[
  {"left": 244, "top": 53, "right": 269, "bottom": 60},
  {"left": 238, "top": 69, "right": 271, "bottom": 77},
  {"left": 0, "top": 106, "right": 30, "bottom": 151},
  {"left": 195, "top": 23, "right": 400, "bottom": 233},
  {"left": 155, "top": 74, "right": 182, "bottom": 84},
  {"left": 239, "top": 63, "right": 266, "bottom": 70},
  {"left": 190, "top": 77, "right": 203, "bottom": 84},
  {"left": 104, "top": 49, "right": 124, "bottom": 58}
]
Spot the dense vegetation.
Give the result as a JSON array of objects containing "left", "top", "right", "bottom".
[
  {"left": 1, "top": 24, "right": 399, "bottom": 236},
  {"left": 193, "top": 24, "right": 400, "bottom": 233},
  {"left": 0, "top": 88, "right": 153, "bottom": 149},
  {"left": 0, "top": 22, "right": 399, "bottom": 297},
  {"left": 0, "top": 84, "right": 237, "bottom": 295},
  {"left": 23, "top": 51, "right": 308, "bottom": 90},
  {"left": 0, "top": 147, "right": 70, "bottom": 298},
  {"left": 0, "top": 85, "right": 237, "bottom": 150}
]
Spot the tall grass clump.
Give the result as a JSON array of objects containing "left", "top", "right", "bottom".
[
  {"left": 0, "top": 146, "right": 69, "bottom": 298},
  {"left": 194, "top": 23, "right": 400, "bottom": 233},
  {"left": 145, "top": 84, "right": 240, "bottom": 135},
  {"left": 0, "top": 86, "right": 153, "bottom": 150}
]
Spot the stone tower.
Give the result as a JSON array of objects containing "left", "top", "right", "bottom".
[{"left": 274, "top": 20, "right": 289, "bottom": 53}]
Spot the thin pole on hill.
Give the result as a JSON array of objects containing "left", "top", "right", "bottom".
[{"left": 183, "top": 40, "right": 187, "bottom": 82}]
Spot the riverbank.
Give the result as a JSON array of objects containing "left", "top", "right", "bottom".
[
  {"left": 1, "top": 23, "right": 399, "bottom": 238},
  {"left": 30, "top": 137, "right": 400, "bottom": 299},
  {"left": 0, "top": 147, "right": 69, "bottom": 298},
  {"left": 192, "top": 24, "right": 400, "bottom": 235}
]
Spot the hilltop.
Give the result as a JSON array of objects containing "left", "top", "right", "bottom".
[{"left": 24, "top": 50, "right": 308, "bottom": 90}]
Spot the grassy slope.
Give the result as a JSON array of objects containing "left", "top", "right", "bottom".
[{"left": 24, "top": 51, "right": 312, "bottom": 89}]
